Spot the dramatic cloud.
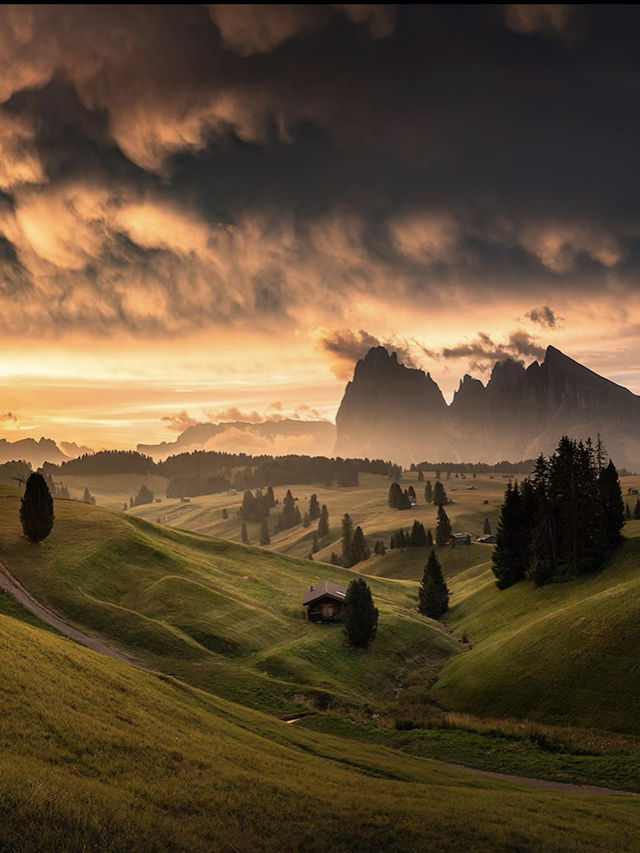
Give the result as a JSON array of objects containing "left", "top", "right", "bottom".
[
  {"left": 162, "top": 411, "right": 200, "bottom": 432},
  {"left": 317, "top": 328, "right": 428, "bottom": 379},
  {"left": 526, "top": 306, "right": 561, "bottom": 328},
  {"left": 441, "top": 331, "right": 546, "bottom": 373}
]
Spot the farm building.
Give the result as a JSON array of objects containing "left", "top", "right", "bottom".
[
  {"left": 303, "top": 581, "right": 346, "bottom": 623},
  {"left": 477, "top": 534, "right": 496, "bottom": 544},
  {"left": 451, "top": 532, "right": 472, "bottom": 546}
]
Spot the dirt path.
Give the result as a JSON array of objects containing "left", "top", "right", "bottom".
[
  {"left": 0, "top": 560, "right": 150, "bottom": 670},
  {"left": 445, "top": 762, "right": 638, "bottom": 796}
]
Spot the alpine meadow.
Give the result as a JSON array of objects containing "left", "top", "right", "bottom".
[{"left": 2, "top": 5, "right": 640, "bottom": 853}]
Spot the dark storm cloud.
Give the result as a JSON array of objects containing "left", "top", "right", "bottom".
[
  {"left": 0, "top": 4, "right": 639, "bottom": 337},
  {"left": 526, "top": 305, "right": 561, "bottom": 328},
  {"left": 442, "top": 331, "right": 546, "bottom": 372}
]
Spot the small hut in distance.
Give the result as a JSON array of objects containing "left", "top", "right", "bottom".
[{"left": 303, "top": 581, "right": 346, "bottom": 623}]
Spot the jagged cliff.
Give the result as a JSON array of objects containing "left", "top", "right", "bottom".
[{"left": 335, "top": 345, "right": 640, "bottom": 469}]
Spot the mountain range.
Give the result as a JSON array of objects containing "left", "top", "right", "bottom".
[{"left": 335, "top": 345, "right": 640, "bottom": 470}]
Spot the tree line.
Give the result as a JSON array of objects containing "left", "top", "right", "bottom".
[{"left": 492, "top": 436, "right": 624, "bottom": 588}]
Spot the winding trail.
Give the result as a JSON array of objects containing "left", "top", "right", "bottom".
[
  {"left": 1, "top": 558, "right": 637, "bottom": 797},
  {"left": 0, "top": 560, "right": 150, "bottom": 670}
]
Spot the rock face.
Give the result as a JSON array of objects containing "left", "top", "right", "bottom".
[{"left": 335, "top": 345, "right": 640, "bottom": 470}]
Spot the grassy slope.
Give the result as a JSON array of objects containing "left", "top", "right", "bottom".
[
  {"left": 3, "top": 613, "right": 639, "bottom": 853},
  {"left": 434, "top": 520, "right": 640, "bottom": 730},
  {"left": 0, "top": 487, "right": 458, "bottom": 715}
]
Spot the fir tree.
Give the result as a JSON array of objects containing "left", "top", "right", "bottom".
[
  {"left": 341, "top": 513, "right": 354, "bottom": 567},
  {"left": 241, "top": 522, "right": 249, "bottom": 544},
  {"left": 417, "top": 470, "right": 424, "bottom": 482},
  {"left": 260, "top": 519, "right": 270, "bottom": 545},
  {"left": 343, "top": 578, "right": 378, "bottom": 648},
  {"left": 82, "top": 487, "right": 93, "bottom": 504},
  {"left": 418, "top": 549, "right": 449, "bottom": 618},
  {"left": 625, "top": 503, "right": 632, "bottom": 521},
  {"left": 483, "top": 517, "right": 491, "bottom": 535},
  {"left": 388, "top": 482, "right": 403, "bottom": 508},
  {"left": 435, "top": 505, "right": 452, "bottom": 546},
  {"left": 20, "top": 472, "right": 54, "bottom": 543},
  {"left": 278, "top": 489, "right": 299, "bottom": 530},
  {"left": 433, "top": 481, "right": 447, "bottom": 506},
  {"left": 265, "top": 486, "right": 276, "bottom": 508},
  {"left": 424, "top": 480, "right": 433, "bottom": 503},
  {"left": 350, "top": 525, "right": 367, "bottom": 565},
  {"left": 397, "top": 489, "right": 412, "bottom": 510},
  {"left": 309, "top": 493, "right": 321, "bottom": 521},
  {"left": 318, "top": 504, "right": 330, "bottom": 538},
  {"left": 634, "top": 498, "right": 640, "bottom": 520},
  {"left": 426, "top": 527, "right": 433, "bottom": 546},
  {"left": 407, "top": 485, "right": 416, "bottom": 504},
  {"left": 491, "top": 482, "right": 529, "bottom": 588},
  {"left": 303, "top": 511, "right": 311, "bottom": 528},
  {"left": 600, "top": 459, "right": 625, "bottom": 555},
  {"left": 312, "top": 532, "right": 319, "bottom": 553}
]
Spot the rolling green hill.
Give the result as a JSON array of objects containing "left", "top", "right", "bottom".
[
  {"left": 435, "top": 520, "right": 640, "bottom": 731},
  {"left": 0, "top": 487, "right": 458, "bottom": 716},
  {"left": 3, "top": 607, "right": 640, "bottom": 852}
]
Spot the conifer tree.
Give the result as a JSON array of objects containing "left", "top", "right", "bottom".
[
  {"left": 350, "top": 525, "right": 367, "bottom": 565},
  {"left": 433, "top": 481, "right": 447, "bottom": 506},
  {"left": 634, "top": 498, "right": 640, "bottom": 520},
  {"left": 418, "top": 549, "right": 449, "bottom": 618},
  {"left": 483, "top": 517, "right": 491, "bottom": 535},
  {"left": 241, "top": 522, "right": 249, "bottom": 544},
  {"left": 625, "top": 503, "right": 632, "bottom": 521},
  {"left": 424, "top": 480, "right": 433, "bottom": 503},
  {"left": 83, "top": 487, "right": 93, "bottom": 504},
  {"left": 343, "top": 578, "right": 378, "bottom": 648},
  {"left": 388, "top": 482, "right": 403, "bottom": 508},
  {"left": 417, "top": 470, "right": 424, "bottom": 482},
  {"left": 435, "top": 505, "right": 452, "bottom": 546},
  {"left": 318, "top": 504, "right": 330, "bottom": 538},
  {"left": 426, "top": 527, "right": 433, "bottom": 546},
  {"left": 20, "top": 472, "right": 54, "bottom": 543},
  {"left": 260, "top": 519, "right": 270, "bottom": 545},
  {"left": 312, "top": 532, "right": 319, "bottom": 553},
  {"left": 599, "top": 459, "right": 625, "bottom": 555},
  {"left": 407, "top": 485, "right": 416, "bottom": 504},
  {"left": 341, "top": 513, "right": 354, "bottom": 567},
  {"left": 491, "top": 482, "right": 529, "bottom": 588},
  {"left": 265, "top": 486, "right": 276, "bottom": 508},
  {"left": 309, "top": 493, "right": 321, "bottom": 521}
]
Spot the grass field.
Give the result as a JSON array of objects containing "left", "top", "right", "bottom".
[
  {"left": 0, "top": 486, "right": 459, "bottom": 716},
  {"left": 3, "top": 610, "right": 640, "bottom": 852}
]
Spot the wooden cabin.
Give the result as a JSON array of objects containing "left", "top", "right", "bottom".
[{"left": 303, "top": 581, "right": 347, "bottom": 623}]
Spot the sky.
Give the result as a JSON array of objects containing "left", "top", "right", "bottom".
[{"left": 2, "top": 4, "right": 640, "bottom": 449}]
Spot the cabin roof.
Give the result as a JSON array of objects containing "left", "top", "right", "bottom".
[{"left": 303, "top": 580, "right": 347, "bottom": 606}]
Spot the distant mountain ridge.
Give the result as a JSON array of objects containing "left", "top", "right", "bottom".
[
  {"left": 335, "top": 345, "right": 640, "bottom": 470},
  {"left": 0, "top": 437, "right": 72, "bottom": 468},
  {"left": 138, "top": 419, "right": 336, "bottom": 461}
]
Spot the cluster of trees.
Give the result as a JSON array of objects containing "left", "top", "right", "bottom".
[
  {"left": 412, "top": 459, "right": 538, "bottom": 475},
  {"left": 240, "top": 487, "right": 275, "bottom": 521},
  {"left": 49, "top": 450, "right": 155, "bottom": 476},
  {"left": 390, "top": 520, "right": 433, "bottom": 549},
  {"left": 492, "top": 437, "right": 625, "bottom": 588},
  {"left": 130, "top": 485, "right": 154, "bottom": 508},
  {"left": 340, "top": 514, "right": 369, "bottom": 567},
  {"left": 388, "top": 482, "right": 416, "bottom": 509},
  {"left": 277, "top": 489, "right": 301, "bottom": 531}
]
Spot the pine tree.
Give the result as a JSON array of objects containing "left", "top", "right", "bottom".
[
  {"left": 260, "top": 519, "right": 270, "bottom": 545},
  {"left": 278, "top": 489, "right": 299, "bottom": 530},
  {"left": 309, "top": 493, "right": 321, "bottom": 521},
  {"left": 343, "top": 578, "right": 378, "bottom": 648},
  {"left": 418, "top": 549, "right": 449, "bottom": 618},
  {"left": 388, "top": 482, "right": 403, "bottom": 508},
  {"left": 20, "top": 472, "right": 54, "bottom": 543},
  {"left": 634, "top": 498, "right": 640, "bottom": 520},
  {"left": 417, "top": 470, "right": 424, "bottom": 482},
  {"left": 407, "top": 485, "right": 416, "bottom": 504},
  {"left": 424, "top": 480, "right": 433, "bottom": 503},
  {"left": 435, "top": 505, "right": 452, "bottom": 546},
  {"left": 318, "top": 504, "right": 329, "bottom": 538},
  {"left": 303, "top": 511, "right": 311, "bottom": 528},
  {"left": 625, "top": 503, "right": 632, "bottom": 521},
  {"left": 312, "top": 533, "right": 319, "bottom": 553},
  {"left": 483, "top": 517, "right": 491, "bottom": 535},
  {"left": 600, "top": 460, "right": 625, "bottom": 556},
  {"left": 241, "top": 522, "right": 249, "bottom": 544},
  {"left": 433, "top": 481, "right": 447, "bottom": 506},
  {"left": 341, "top": 513, "right": 354, "bottom": 567},
  {"left": 350, "top": 525, "right": 366, "bottom": 565},
  {"left": 491, "top": 482, "right": 529, "bottom": 588},
  {"left": 265, "top": 486, "right": 276, "bottom": 508},
  {"left": 426, "top": 527, "right": 433, "bottom": 546},
  {"left": 83, "top": 487, "right": 93, "bottom": 504}
]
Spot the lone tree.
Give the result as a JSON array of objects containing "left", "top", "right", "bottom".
[
  {"left": 433, "top": 481, "right": 447, "bottom": 506},
  {"left": 435, "top": 505, "right": 452, "bottom": 545},
  {"left": 343, "top": 578, "right": 378, "bottom": 648},
  {"left": 418, "top": 549, "right": 449, "bottom": 618},
  {"left": 318, "top": 504, "right": 330, "bottom": 538},
  {"left": 259, "top": 519, "right": 270, "bottom": 545},
  {"left": 20, "top": 472, "right": 54, "bottom": 543}
]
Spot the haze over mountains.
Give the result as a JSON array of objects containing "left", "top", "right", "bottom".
[{"left": 335, "top": 346, "right": 640, "bottom": 470}]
